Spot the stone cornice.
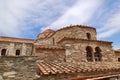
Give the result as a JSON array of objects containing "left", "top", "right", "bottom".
[
  {"left": 35, "top": 45, "right": 65, "bottom": 50},
  {"left": 57, "top": 37, "right": 112, "bottom": 44},
  {"left": 57, "top": 25, "right": 96, "bottom": 32}
]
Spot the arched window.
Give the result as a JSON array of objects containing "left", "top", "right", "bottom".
[
  {"left": 87, "top": 33, "right": 91, "bottom": 40},
  {"left": 1, "top": 49, "right": 7, "bottom": 56},
  {"left": 94, "top": 47, "right": 101, "bottom": 61},
  {"left": 86, "top": 46, "right": 93, "bottom": 62},
  {"left": 16, "top": 49, "right": 20, "bottom": 56}
]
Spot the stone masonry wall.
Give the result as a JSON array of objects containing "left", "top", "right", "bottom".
[
  {"left": 36, "top": 26, "right": 96, "bottom": 46},
  {"left": 0, "top": 56, "right": 38, "bottom": 80},
  {"left": 59, "top": 39, "right": 115, "bottom": 62},
  {"left": 0, "top": 42, "right": 33, "bottom": 56},
  {"left": 53, "top": 26, "right": 96, "bottom": 42},
  {"left": 35, "top": 49, "right": 65, "bottom": 62},
  {"left": 115, "top": 51, "right": 120, "bottom": 61}
]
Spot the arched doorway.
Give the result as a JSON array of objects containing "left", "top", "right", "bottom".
[
  {"left": 86, "top": 46, "right": 93, "bottom": 62},
  {"left": 16, "top": 49, "right": 20, "bottom": 56},
  {"left": 86, "top": 33, "right": 91, "bottom": 40},
  {"left": 1, "top": 49, "right": 7, "bottom": 56},
  {"left": 94, "top": 47, "right": 101, "bottom": 61}
]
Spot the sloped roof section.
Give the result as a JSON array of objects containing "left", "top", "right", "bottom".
[
  {"left": 0, "top": 36, "right": 34, "bottom": 44},
  {"left": 37, "top": 29, "right": 55, "bottom": 39},
  {"left": 57, "top": 37, "right": 112, "bottom": 44},
  {"left": 35, "top": 45, "right": 65, "bottom": 50},
  {"left": 36, "top": 62, "right": 120, "bottom": 75},
  {"left": 57, "top": 25, "right": 96, "bottom": 32}
]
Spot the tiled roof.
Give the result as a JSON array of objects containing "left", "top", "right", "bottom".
[
  {"left": 57, "top": 25, "right": 96, "bottom": 32},
  {"left": 0, "top": 36, "right": 34, "bottom": 44},
  {"left": 42, "top": 29, "right": 55, "bottom": 33},
  {"left": 37, "top": 25, "right": 96, "bottom": 39},
  {"left": 37, "top": 29, "right": 55, "bottom": 39},
  {"left": 114, "top": 50, "right": 120, "bottom": 53},
  {"left": 36, "top": 62, "right": 120, "bottom": 75},
  {"left": 57, "top": 37, "right": 112, "bottom": 44},
  {"left": 35, "top": 45, "right": 65, "bottom": 50}
]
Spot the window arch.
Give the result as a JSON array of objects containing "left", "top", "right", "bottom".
[
  {"left": 87, "top": 33, "right": 91, "bottom": 40},
  {"left": 1, "top": 49, "right": 7, "bottom": 56},
  {"left": 86, "top": 46, "right": 93, "bottom": 62},
  {"left": 94, "top": 47, "right": 101, "bottom": 61},
  {"left": 16, "top": 49, "right": 20, "bottom": 56}
]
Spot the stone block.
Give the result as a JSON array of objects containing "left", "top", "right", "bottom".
[
  {"left": 3, "top": 71, "right": 17, "bottom": 77},
  {"left": 0, "top": 75, "right": 3, "bottom": 80}
]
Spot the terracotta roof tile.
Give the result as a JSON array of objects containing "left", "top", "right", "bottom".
[
  {"left": 36, "top": 62, "right": 120, "bottom": 75},
  {"left": 57, "top": 37, "right": 112, "bottom": 44},
  {"left": 0, "top": 36, "right": 34, "bottom": 44},
  {"left": 37, "top": 29, "right": 55, "bottom": 39},
  {"left": 114, "top": 50, "right": 120, "bottom": 53},
  {"left": 35, "top": 45, "right": 65, "bottom": 50},
  {"left": 57, "top": 25, "right": 96, "bottom": 32}
]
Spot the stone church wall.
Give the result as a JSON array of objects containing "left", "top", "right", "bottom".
[
  {"left": 35, "top": 25, "right": 97, "bottom": 46},
  {"left": 34, "top": 38, "right": 53, "bottom": 46},
  {"left": 0, "top": 56, "right": 38, "bottom": 80},
  {"left": 58, "top": 39, "right": 115, "bottom": 62},
  {"left": 35, "top": 49, "right": 65, "bottom": 62},
  {"left": 114, "top": 50, "right": 120, "bottom": 62},
  {"left": 53, "top": 26, "right": 97, "bottom": 42},
  {"left": 0, "top": 42, "right": 33, "bottom": 56}
]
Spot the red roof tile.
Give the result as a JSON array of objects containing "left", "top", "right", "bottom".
[
  {"left": 114, "top": 50, "right": 120, "bottom": 53},
  {"left": 57, "top": 25, "right": 96, "bottom": 32},
  {"left": 37, "top": 29, "right": 55, "bottom": 39},
  {"left": 36, "top": 62, "right": 120, "bottom": 75},
  {"left": 35, "top": 45, "right": 65, "bottom": 50},
  {"left": 57, "top": 37, "right": 112, "bottom": 44},
  {"left": 0, "top": 36, "right": 34, "bottom": 44}
]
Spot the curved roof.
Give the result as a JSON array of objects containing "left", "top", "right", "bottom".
[
  {"left": 57, "top": 25, "right": 96, "bottom": 32},
  {"left": 37, "top": 29, "right": 55, "bottom": 39},
  {"left": 42, "top": 29, "right": 55, "bottom": 33},
  {"left": 37, "top": 25, "right": 96, "bottom": 39}
]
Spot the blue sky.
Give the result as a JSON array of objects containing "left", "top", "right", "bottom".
[{"left": 0, "top": 0, "right": 120, "bottom": 49}]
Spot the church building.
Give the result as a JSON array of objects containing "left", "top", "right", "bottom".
[{"left": 0, "top": 25, "right": 120, "bottom": 80}]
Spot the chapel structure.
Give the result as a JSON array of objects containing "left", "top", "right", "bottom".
[{"left": 0, "top": 25, "right": 120, "bottom": 80}]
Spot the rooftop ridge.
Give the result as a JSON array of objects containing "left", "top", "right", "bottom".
[
  {"left": 57, "top": 36, "right": 112, "bottom": 44},
  {"left": 57, "top": 24, "right": 96, "bottom": 32},
  {"left": 0, "top": 36, "right": 34, "bottom": 43},
  {"left": 35, "top": 45, "right": 65, "bottom": 50},
  {"left": 0, "top": 36, "right": 34, "bottom": 41}
]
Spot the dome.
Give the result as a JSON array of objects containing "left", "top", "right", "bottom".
[
  {"left": 42, "top": 29, "right": 55, "bottom": 33},
  {"left": 37, "top": 29, "right": 55, "bottom": 39}
]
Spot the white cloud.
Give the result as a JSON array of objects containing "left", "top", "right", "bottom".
[
  {"left": 1, "top": 0, "right": 119, "bottom": 39},
  {"left": 98, "top": 7, "right": 120, "bottom": 38},
  {"left": 0, "top": 0, "right": 34, "bottom": 37},
  {"left": 0, "top": 0, "right": 75, "bottom": 37},
  {"left": 42, "top": 0, "right": 104, "bottom": 30}
]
